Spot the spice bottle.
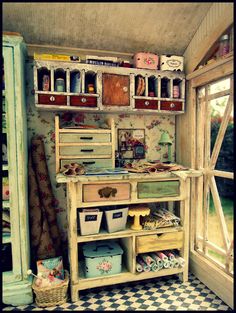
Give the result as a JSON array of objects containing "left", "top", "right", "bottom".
[{"left": 218, "top": 34, "right": 230, "bottom": 57}]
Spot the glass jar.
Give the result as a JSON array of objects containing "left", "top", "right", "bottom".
[{"left": 218, "top": 34, "right": 230, "bottom": 57}]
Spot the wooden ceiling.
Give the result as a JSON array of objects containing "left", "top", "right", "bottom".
[{"left": 3, "top": 3, "right": 213, "bottom": 55}]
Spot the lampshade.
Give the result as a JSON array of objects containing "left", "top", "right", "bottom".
[{"left": 159, "top": 131, "right": 172, "bottom": 145}]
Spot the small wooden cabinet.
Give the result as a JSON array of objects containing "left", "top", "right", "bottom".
[
  {"left": 56, "top": 170, "right": 200, "bottom": 302},
  {"left": 34, "top": 60, "right": 185, "bottom": 114},
  {"left": 102, "top": 73, "right": 130, "bottom": 106},
  {"left": 2, "top": 34, "right": 33, "bottom": 306},
  {"left": 55, "top": 115, "right": 115, "bottom": 173}
]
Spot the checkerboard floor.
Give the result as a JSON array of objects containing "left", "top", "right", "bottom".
[{"left": 2, "top": 273, "right": 232, "bottom": 311}]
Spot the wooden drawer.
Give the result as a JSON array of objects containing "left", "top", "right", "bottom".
[
  {"left": 135, "top": 99, "right": 158, "bottom": 110},
  {"left": 137, "top": 181, "right": 180, "bottom": 198},
  {"left": 83, "top": 183, "right": 131, "bottom": 202},
  {"left": 60, "top": 158, "right": 113, "bottom": 170},
  {"left": 160, "top": 100, "right": 183, "bottom": 111},
  {"left": 60, "top": 145, "right": 111, "bottom": 156},
  {"left": 59, "top": 133, "right": 111, "bottom": 143},
  {"left": 38, "top": 94, "right": 67, "bottom": 105},
  {"left": 136, "top": 231, "right": 183, "bottom": 253},
  {"left": 70, "top": 95, "right": 97, "bottom": 107}
]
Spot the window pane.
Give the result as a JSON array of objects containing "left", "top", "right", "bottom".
[
  {"left": 208, "top": 177, "right": 233, "bottom": 250},
  {"left": 209, "top": 77, "right": 230, "bottom": 95}
]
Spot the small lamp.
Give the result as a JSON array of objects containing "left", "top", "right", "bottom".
[{"left": 159, "top": 131, "right": 172, "bottom": 163}]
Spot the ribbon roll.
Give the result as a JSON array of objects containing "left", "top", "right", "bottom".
[
  {"left": 156, "top": 251, "right": 168, "bottom": 261},
  {"left": 137, "top": 257, "right": 151, "bottom": 272},
  {"left": 151, "top": 263, "right": 159, "bottom": 272},
  {"left": 136, "top": 262, "right": 143, "bottom": 272},
  {"left": 140, "top": 254, "right": 156, "bottom": 266}
]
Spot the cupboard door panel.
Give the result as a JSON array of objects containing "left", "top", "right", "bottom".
[{"left": 102, "top": 74, "right": 130, "bottom": 106}]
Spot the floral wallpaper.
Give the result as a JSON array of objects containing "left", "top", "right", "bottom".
[{"left": 25, "top": 61, "right": 176, "bottom": 244}]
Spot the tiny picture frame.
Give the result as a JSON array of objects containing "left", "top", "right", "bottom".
[{"left": 118, "top": 129, "right": 145, "bottom": 159}]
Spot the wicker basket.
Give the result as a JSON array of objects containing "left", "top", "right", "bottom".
[{"left": 32, "top": 270, "right": 69, "bottom": 307}]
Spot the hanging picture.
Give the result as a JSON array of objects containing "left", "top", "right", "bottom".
[{"left": 118, "top": 129, "right": 145, "bottom": 159}]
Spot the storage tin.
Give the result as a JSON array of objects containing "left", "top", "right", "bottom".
[
  {"left": 82, "top": 240, "right": 123, "bottom": 278},
  {"left": 133, "top": 52, "right": 159, "bottom": 70},
  {"left": 105, "top": 207, "right": 128, "bottom": 233},
  {"left": 160, "top": 55, "right": 184, "bottom": 71}
]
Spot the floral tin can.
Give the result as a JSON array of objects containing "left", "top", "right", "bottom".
[
  {"left": 133, "top": 52, "right": 159, "bottom": 70},
  {"left": 82, "top": 240, "right": 123, "bottom": 278}
]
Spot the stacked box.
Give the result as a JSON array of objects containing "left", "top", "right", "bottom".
[{"left": 82, "top": 240, "right": 123, "bottom": 278}]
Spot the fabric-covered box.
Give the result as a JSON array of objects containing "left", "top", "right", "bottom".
[
  {"left": 82, "top": 240, "right": 123, "bottom": 278},
  {"left": 160, "top": 55, "right": 184, "bottom": 71},
  {"left": 105, "top": 207, "right": 128, "bottom": 233},
  {"left": 133, "top": 52, "right": 159, "bottom": 70}
]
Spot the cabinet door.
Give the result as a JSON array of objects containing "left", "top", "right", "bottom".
[
  {"left": 3, "top": 46, "right": 22, "bottom": 283},
  {"left": 102, "top": 73, "right": 130, "bottom": 106}
]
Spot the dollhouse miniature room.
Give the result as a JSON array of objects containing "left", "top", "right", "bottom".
[{"left": 2, "top": 2, "right": 234, "bottom": 311}]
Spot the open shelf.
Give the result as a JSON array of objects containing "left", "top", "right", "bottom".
[{"left": 76, "top": 263, "right": 183, "bottom": 291}]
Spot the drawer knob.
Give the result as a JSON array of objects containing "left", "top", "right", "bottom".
[
  {"left": 170, "top": 102, "right": 175, "bottom": 108},
  {"left": 144, "top": 101, "right": 149, "bottom": 106},
  {"left": 81, "top": 97, "right": 87, "bottom": 103},
  {"left": 98, "top": 186, "right": 117, "bottom": 198},
  {"left": 50, "top": 96, "right": 55, "bottom": 102},
  {"left": 123, "top": 86, "right": 128, "bottom": 92}
]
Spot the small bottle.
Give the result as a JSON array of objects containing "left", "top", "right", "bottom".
[
  {"left": 218, "top": 34, "right": 230, "bottom": 57},
  {"left": 42, "top": 74, "right": 50, "bottom": 91},
  {"left": 88, "top": 84, "right": 95, "bottom": 94},
  {"left": 55, "top": 78, "right": 65, "bottom": 92}
]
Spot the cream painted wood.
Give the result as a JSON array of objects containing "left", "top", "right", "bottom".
[
  {"left": 136, "top": 231, "right": 184, "bottom": 253},
  {"left": 3, "top": 35, "right": 33, "bottom": 306},
  {"left": 189, "top": 60, "right": 234, "bottom": 307},
  {"left": 55, "top": 115, "right": 115, "bottom": 173},
  {"left": 57, "top": 171, "right": 195, "bottom": 301},
  {"left": 190, "top": 251, "right": 233, "bottom": 308},
  {"left": 34, "top": 59, "right": 185, "bottom": 114},
  {"left": 184, "top": 3, "right": 233, "bottom": 73}
]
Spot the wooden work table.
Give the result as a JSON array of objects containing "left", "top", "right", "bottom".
[{"left": 56, "top": 169, "right": 202, "bottom": 302}]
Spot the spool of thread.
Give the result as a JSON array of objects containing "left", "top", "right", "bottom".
[
  {"left": 140, "top": 254, "right": 156, "bottom": 267},
  {"left": 151, "top": 263, "right": 159, "bottom": 272},
  {"left": 176, "top": 257, "right": 185, "bottom": 267},
  {"left": 137, "top": 257, "right": 150, "bottom": 272},
  {"left": 136, "top": 262, "right": 143, "bottom": 272},
  {"left": 163, "top": 260, "right": 170, "bottom": 268},
  {"left": 150, "top": 253, "right": 164, "bottom": 269},
  {"left": 173, "top": 258, "right": 180, "bottom": 268},
  {"left": 165, "top": 250, "right": 175, "bottom": 261},
  {"left": 169, "top": 260, "right": 174, "bottom": 268},
  {"left": 156, "top": 251, "right": 168, "bottom": 261}
]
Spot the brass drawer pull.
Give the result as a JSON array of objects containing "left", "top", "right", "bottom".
[
  {"left": 170, "top": 102, "right": 175, "bottom": 108},
  {"left": 98, "top": 186, "right": 117, "bottom": 198},
  {"left": 50, "top": 96, "right": 55, "bottom": 102},
  {"left": 81, "top": 97, "right": 87, "bottom": 103},
  {"left": 144, "top": 101, "right": 149, "bottom": 106}
]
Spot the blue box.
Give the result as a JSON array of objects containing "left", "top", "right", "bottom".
[{"left": 82, "top": 240, "right": 124, "bottom": 278}]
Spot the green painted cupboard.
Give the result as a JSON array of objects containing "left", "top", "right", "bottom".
[{"left": 2, "top": 34, "right": 33, "bottom": 306}]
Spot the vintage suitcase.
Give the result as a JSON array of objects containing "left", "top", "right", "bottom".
[
  {"left": 82, "top": 240, "right": 123, "bottom": 278},
  {"left": 160, "top": 55, "right": 184, "bottom": 71},
  {"left": 133, "top": 52, "right": 159, "bottom": 70}
]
